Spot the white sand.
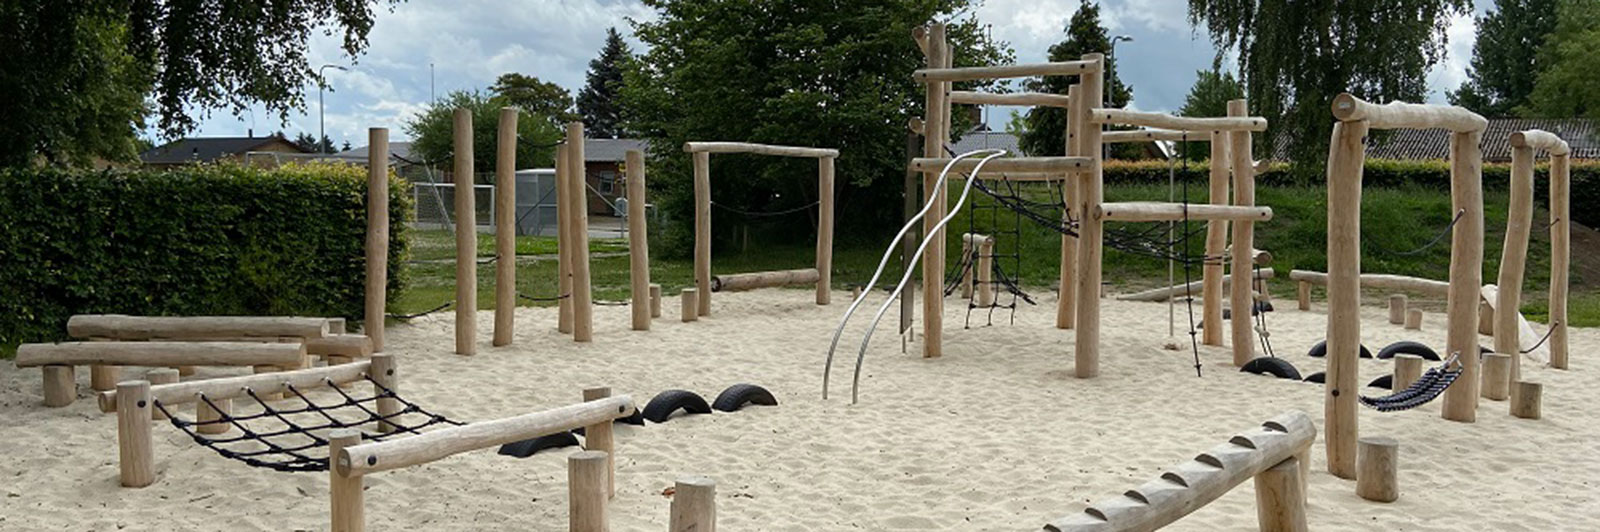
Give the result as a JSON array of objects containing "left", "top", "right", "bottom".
[{"left": 4, "top": 289, "right": 1598, "bottom": 531}]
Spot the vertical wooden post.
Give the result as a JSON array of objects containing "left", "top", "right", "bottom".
[
  {"left": 582, "top": 387, "right": 617, "bottom": 498},
  {"left": 692, "top": 150, "right": 713, "bottom": 317},
  {"left": 681, "top": 289, "right": 698, "bottom": 323},
  {"left": 567, "top": 123, "right": 594, "bottom": 341},
  {"left": 1056, "top": 85, "right": 1081, "bottom": 330},
  {"left": 1203, "top": 130, "right": 1231, "bottom": 345},
  {"left": 817, "top": 156, "right": 834, "bottom": 305},
  {"left": 1549, "top": 154, "right": 1570, "bottom": 369},
  {"left": 627, "top": 150, "right": 651, "bottom": 331},
  {"left": 1324, "top": 119, "right": 1368, "bottom": 479},
  {"left": 901, "top": 130, "right": 919, "bottom": 337},
  {"left": 365, "top": 128, "right": 389, "bottom": 352},
  {"left": 1442, "top": 131, "right": 1485, "bottom": 423},
  {"left": 90, "top": 364, "right": 120, "bottom": 392},
  {"left": 960, "top": 239, "right": 975, "bottom": 299},
  {"left": 1496, "top": 145, "right": 1535, "bottom": 386},
  {"left": 1405, "top": 309, "right": 1423, "bottom": 330},
  {"left": 569, "top": 450, "right": 610, "bottom": 532},
  {"left": 1481, "top": 353, "right": 1511, "bottom": 401},
  {"left": 557, "top": 144, "right": 575, "bottom": 334},
  {"left": 117, "top": 380, "right": 154, "bottom": 487},
  {"left": 920, "top": 23, "right": 949, "bottom": 358},
  {"left": 146, "top": 368, "right": 179, "bottom": 420},
  {"left": 1072, "top": 52, "right": 1105, "bottom": 378},
  {"left": 1227, "top": 99, "right": 1256, "bottom": 367},
  {"left": 1254, "top": 457, "right": 1307, "bottom": 532},
  {"left": 669, "top": 476, "right": 716, "bottom": 532},
  {"left": 1388, "top": 294, "right": 1407, "bottom": 325},
  {"left": 1355, "top": 437, "right": 1399, "bottom": 503},
  {"left": 453, "top": 108, "right": 477, "bottom": 356},
  {"left": 196, "top": 397, "right": 231, "bottom": 435},
  {"left": 649, "top": 283, "right": 662, "bottom": 318},
  {"left": 42, "top": 365, "right": 75, "bottom": 407},
  {"left": 1478, "top": 300, "right": 1496, "bottom": 335},
  {"left": 977, "top": 238, "right": 995, "bottom": 306},
  {"left": 1296, "top": 281, "right": 1310, "bottom": 311},
  {"left": 1393, "top": 354, "right": 1424, "bottom": 391},
  {"left": 370, "top": 353, "right": 399, "bottom": 433},
  {"left": 329, "top": 428, "right": 364, "bottom": 532},
  {"left": 493, "top": 108, "right": 518, "bottom": 347},
  {"left": 1510, "top": 381, "right": 1542, "bottom": 419}
]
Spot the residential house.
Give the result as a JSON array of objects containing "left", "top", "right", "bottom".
[{"left": 139, "top": 135, "right": 307, "bottom": 169}]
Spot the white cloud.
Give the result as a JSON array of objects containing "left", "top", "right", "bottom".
[{"left": 1425, "top": 12, "right": 1477, "bottom": 104}]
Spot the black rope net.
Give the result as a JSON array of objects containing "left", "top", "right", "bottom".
[
  {"left": 153, "top": 375, "right": 464, "bottom": 473},
  {"left": 1359, "top": 354, "right": 1463, "bottom": 412}
]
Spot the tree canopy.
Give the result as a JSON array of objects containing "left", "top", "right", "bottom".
[
  {"left": 1447, "top": 0, "right": 1559, "bottom": 117},
  {"left": 1018, "top": 0, "right": 1133, "bottom": 158},
  {"left": 1176, "top": 69, "right": 1244, "bottom": 160},
  {"left": 403, "top": 90, "right": 563, "bottom": 176},
  {"left": 576, "top": 28, "right": 633, "bottom": 139},
  {"left": 1526, "top": 0, "right": 1600, "bottom": 120},
  {"left": 492, "top": 73, "right": 579, "bottom": 128}
]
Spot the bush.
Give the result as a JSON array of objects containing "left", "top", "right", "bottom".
[{"left": 0, "top": 163, "right": 412, "bottom": 352}]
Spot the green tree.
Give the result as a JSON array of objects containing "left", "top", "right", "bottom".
[
  {"left": 577, "top": 28, "right": 634, "bottom": 138},
  {"left": 293, "top": 132, "right": 336, "bottom": 154},
  {"left": 1188, "top": 0, "right": 1470, "bottom": 177},
  {"left": 1447, "top": 0, "right": 1559, "bottom": 117},
  {"left": 491, "top": 73, "right": 579, "bottom": 128},
  {"left": 620, "top": 0, "right": 1012, "bottom": 253},
  {"left": 1175, "top": 69, "right": 1245, "bottom": 160},
  {"left": 1526, "top": 0, "right": 1600, "bottom": 119},
  {"left": 0, "top": 0, "right": 400, "bottom": 168},
  {"left": 1018, "top": 0, "right": 1133, "bottom": 158},
  {"left": 403, "top": 90, "right": 564, "bottom": 176}
]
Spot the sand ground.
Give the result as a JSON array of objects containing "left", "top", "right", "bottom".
[{"left": 3, "top": 288, "right": 1598, "bottom": 531}]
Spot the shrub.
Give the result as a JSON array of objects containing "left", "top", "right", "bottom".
[{"left": 0, "top": 163, "right": 411, "bottom": 352}]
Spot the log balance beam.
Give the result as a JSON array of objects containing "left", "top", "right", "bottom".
[
  {"left": 18, "top": 341, "right": 310, "bottom": 408},
  {"left": 1044, "top": 410, "right": 1314, "bottom": 532},
  {"left": 711, "top": 268, "right": 820, "bottom": 293}
]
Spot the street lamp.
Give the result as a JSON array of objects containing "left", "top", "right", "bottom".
[
  {"left": 318, "top": 64, "right": 349, "bottom": 153},
  {"left": 1104, "top": 36, "right": 1133, "bottom": 160}
]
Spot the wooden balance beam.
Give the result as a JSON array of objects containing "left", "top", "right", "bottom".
[
  {"left": 68, "top": 315, "right": 331, "bottom": 340},
  {"left": 711, "top": 268, "right": 821, "bottom": 293},
  {"left": 17, "top": 342, "right": 309, "bottom": 408}
]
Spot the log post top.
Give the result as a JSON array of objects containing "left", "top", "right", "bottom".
[
  {"left": 1509, "top": 129, "right": 1571, "bottom": 156},
  {"left": 1088, "top": 109, "right": 1268, "bottom": 132},
  {"left": 1331, "top": 93, "right": 1487, "bottom": 133},
  {"left": 682, "top": 142, "right": 838, "bottom": 159}
]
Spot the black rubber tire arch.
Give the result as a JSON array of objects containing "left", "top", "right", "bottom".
[
  {"left": 642, "top": 389, "right": 712, "bottom": 423},
  {"left": 1303, "top": 371, "right": 1326, "bottom": 384},
  {"left": 497, "top": 431, "right": 580, "bottom": 458},
  {"left": 1368, "top": 375, "right": 1394, "bottom": 390},
  {"left": 1376, "top": 341, "right": 1441, "bottom": 361},
  {"left": 1240, "top": 357, "right": 1302, "bottom": 380},
  {"left": 712, "top": 384, "right": 778, "bottom": 413},
  {"left": 1308, "top": 340, "right": 1372, "bottom": 359}
]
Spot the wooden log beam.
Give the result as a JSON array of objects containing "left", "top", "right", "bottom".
[
  {"left": 682, "top": 142, "right": 838, "bottom": 159},
  {"left": 627, "top": 149, "right": 651, "bottom": 331},
  {"left": 1102, "top": 129, "right": 1216, "bottom": 143},
  {"left": 1088, "top": 109, "right": 1267, "bottom": 132},
  {"left": 453, "top": 108, "right": 477, "bottom": 355},
  {"left": 1287, "top": 270, "right": 1451, "bottom": 297},
  {"left": 1331, "top": 93, "right": 1486, "bottom": 133},
  {"left": 1095, "top": 202, "right": 1272, "bottom": 222},
  {"left": 98, "top": 359, "right": 371, "bottom": 412},
  {"left": 1118, "top": 268, "right": 1275, "bottom": 302},
  {"left": 711, "top": 268, "right": 821, "bottom": 293},
  {"left": 67, "top": 315, "right": 329, "bottom": 340},
  {"left": 949, "top": 91, "right": 1072, "bottom": 108},
  {"left": 909, "top": 156, "right": 1091, "bottom": 174},
  {"left": 1510, "top": 129, "right": 1570, "bottom": 156},
  {"left": 913, "top": 60, "right": 1099, "bottom": 83},
  {"left": 305, "top": 334, "right": 374, "bottom": 358},
  {"left": 17, "top": 342, "right": 305, "bottom": 368},
  {"left": 493, "top": 107, "right": 518, "bottom": 347},
  {"left": 1549, "top": 153, "right": 1571, "bottom": 369}
]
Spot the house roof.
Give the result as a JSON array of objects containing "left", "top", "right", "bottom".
[
  {"left": 1271, "top": 118, "right": 1598, "bottom": 162},
  {"left": 950, "top": 130, "right": 1025, "bottom": 156},
  {"left": 140, "top": 137, "right": 305, "bottom": 165},
  {"left": 584, "top": 138, "right": 648, "bottom": 162},
  {"left": 346, "top": 141, "right": 417, "bottom": 163}
]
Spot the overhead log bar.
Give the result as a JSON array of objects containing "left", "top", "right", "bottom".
[
  {"left": 1089, "top": 109, "right": 1268, "bottom": 132},
  {"left": 1102, "top": 129, "right": 1217, "bottom": 143},
  {"left": 1331, "top": 93, "right": 1488, "bottom": 133},
  {"left": 912, "top": 60, "right": 1100, "bottom": 83},
  {"left": 949, "top": 91, "right": 1072, "bottom": 108},
  {"left": 683, "top": 142, "right": 838, "bottom": 158},
  {"left": 1095, "top": 202, "right": 1273, "bottom": 222},
  {"left": 908, "top": 156, "right": 1092, "bottom": 173}
]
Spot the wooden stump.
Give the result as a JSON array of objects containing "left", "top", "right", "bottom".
[
  {"left": 1355, "top": 437, "right": 1399, "bottom": 503},
  {"left": 1404, "top": 309, "right": 1423, "bottom": 330},
  {"left": 669, "top": 475, "right": 717, "bottom": 532},
  {"left": 1388, "top": 294, "right": 1407, "bottom": 325},
  {"left": 42, "top": 365, "right": 75, "bottom": 407},
  {"left": 1481, "top": 353, "right": 1511, "bottom": 401},
  {"left": 681, "top": 289, "right": 698, "bottom": 323},
  {"left": 90, "top": 364, "right": 120, "bottom": 392},
  {"left": 1254, "top": 457, "right": 1307, "bottom": 532},
  {"left": 1393, "top": 354, "right": 1424, "bottom": 391},
  {"left": 196, "top": 397, "right": 232, "bottom": 435},
  {"left": 649, "top": 284, "right": 662, "bottom": 318},
  {"left": 1510, "top": 381, "right": 1542, "bottom": 419},
  {"left": 1296, "top": 281, "right": 1310, "bottom": 311},
  {"left": 569, "top": 450, "right": 609, "bottom": 532},
  {"left": 117, "top": 380, "right": 155, "bottom": 488},
  {"left": 582, "top": 388, "right": 616, "bottom": 498}
]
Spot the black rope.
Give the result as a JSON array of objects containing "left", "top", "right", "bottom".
[
  {"left": 1364, "top": 209, "right": 1464, "bottom": 257},
  {"left": 387, "top": 301, "right": 453, "bottom": 320},
  {"left": 1178, "top": 144, "right": 1203, "bottom": 377},
  {"left": 518, "top": 292, "right": 570, "bottom": 303},
  {"left": 1521, "top": 322, "right": 1558, "bottom": 354},
  {"left": 1253, "top": 264, "right": 1277, "bottom": 358},
  {"left": 710, "top": 200, "right": 820, "bottom": 218}
]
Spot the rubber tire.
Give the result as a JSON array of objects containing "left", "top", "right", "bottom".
[
  {"left": 1303, "top": 372, "right": 1326, "bottom": 384},
  {"left": 1220, "top": 301, "right": 1273, "bottom": 320},
  {"left": 642, "top": 389, "right": 712, "bottom": 423},
  {"left": 711, "top": 384, "right": 778, "bottom": 413},
  {"left": 1368, "top": 375, "right": 1394, "bottom": 390},
  {"left": 1241, "top": 357, "right": 1302, "bottom": 380},
  {"left": 617, "top": 409, "right": 646, "bottom": 425},
  {"left": 497, "top": 431, "right": 580, "bottom": 458},
  {"left": 1308, "top": 340, "right": 1372, "bottom": 359},
  {"left": 1376, "top": 341, "right": 1441, "bottom": 361}
]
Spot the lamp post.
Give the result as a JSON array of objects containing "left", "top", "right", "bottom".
[
  {"left": 318, "top": 64, "right": 349, "bottom": 153},
  {"left": 1105, "top": 35, "right": 1133, "bottom": 160}
]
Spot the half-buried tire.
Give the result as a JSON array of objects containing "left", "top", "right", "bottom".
[
  {"left": 1303, "top": 372, "right": 1326, "bottom": 384},
  {"left": 1368, "top": 375, "right": 1394, "bottom": 389},
  {"left": 498, "top": 431, "right": 581, "bottom": 458},
  {"left": 1308, "top": 340, "right": 1372, "bottom": 359},
  {"left": 712, "top": 384, "right": 778, "bottom": 413},
  {"left": 1376, "top": 341, "right": 1441, "bottom": 361},
  {"left": 1241, "top": 357, "right": 1302, "bottom": 380},
  {"left": 642, "top": 389, "right": 712, "bottom": 423}
]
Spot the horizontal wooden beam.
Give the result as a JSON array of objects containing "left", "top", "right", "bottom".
[
  {"left": 1331, "top": 93, "right": 1486, "bottom": 133},
  {"left": 1118, "top": 268, "right": 1275, "bottom": 302},
  {"left": 1101, "top": 129, "right": 1215, "bottom": 144},
  {"left": 682, "top": 142, "right": 837, "bottom": 158},
  {"left": 17, "top": 341, "right": 305, "bottom": 368},
  {"left": 1095, "top": 202, "right": 1273, "bottom": 222},
  {"left": 909, "top": 156, "right": 1091, "bottom": 174},
  {"left": 98, "top": 357, "right": 373, "bottom": 412},
  {"left": 1089, "top": 109, "right": 1267, "bottom": 132},
  {"left": 337, "top": 395, "right": 636, "bottom": 477},
  {"left": 711, "top": 268, "right": 820, "bottom": 292},
  {"left": 1510, "top": 129, "right": 1570, "bottom": 156},
  {"left": 1289, "top": 269, "right": 1450, "bottom": 296},
  {"left": 949, "top": 91, "right": 1072, "bottom": 108},
  {"left": 67, "top": 315, "right": 330, "bottom": 340},
  {"left": 913, "top": 60, "right": 1099, "bottom": 83}
]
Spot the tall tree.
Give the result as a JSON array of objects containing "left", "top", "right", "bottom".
[
  {"left": 403, "top": 90, "right": 564, "bottom": 175},
  {"left": 1188, "top": 0, "right": 1470, "bottom": 176},
  {"left": 577, "top": 28, "right": 634, "bottom": 138},
  {"left": 621, "top": 0, "right": 1012, "bottom": 252},
  {"left": 1018, "top": 0, "right": 1133, "bottom": 158},
  {"left": 293, "top": 132, "right": 336, "bottom": 154},
  {"left": 1176, "top": 69, "right": 1245, "bottom": 160},
  {"left": 0, "top": 0, "right": 400, "bottom": 167},
  {"left": 491, "top": 73, "right": 579, "bottom": 128},
  {"left": 1447, "top": 0, "right": 1560, "bottom": 117},
  {"left": 1526, "top": 0, "right": 1600, "bottom": 119}
]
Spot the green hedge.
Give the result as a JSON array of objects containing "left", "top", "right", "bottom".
[
  {"left": 1103, "top": 158, "right": 1600, "bottom": 227},
  {"left": 0, "top": 163, "right": 412, "bottom": 352}
]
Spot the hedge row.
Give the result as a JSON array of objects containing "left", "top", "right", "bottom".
[
  {"left": 1103, "top": 158, "right": 1600, "bottom": 227},
  {"left": 0, "top": 163, "right": 412, "bottom": 352}
]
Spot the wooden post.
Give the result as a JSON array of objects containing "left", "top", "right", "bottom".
[
  {"left": 1549, "top": 154, "right": 1570, "bottom": 369},
  {"left": 1405, "top": 309, "right": 1423, "bottom": 330},
  {"left": 569, "top": 450, "right": 609, "bottom": 532},
  {"left": 370, "top": 353, "right": 399, "bottom": 433},
  {"left": 1355, "top": 437, "right": 1399, "bottom": 503},
  {"left": 1254, "top": 457, "right": 1307, "bottom": 532},
  {"left": 902, "top": 131, "right": 920, "bottom": 337},
  {"left": 960, "top": 239, "right": 975, "bottom": 299},
  {"left": 681, "top": 289, "right": 698, "bottom": 323},
  {"left": 920, "top": 24, "right": 949, "bottom": 358},
  {"left": 669, "top": 475, "right": 717, "bottom": 532},
  {"left": 649, "top": 283, "right": 662, "bottom": 318},
  {"left": 1442, "top": 131, "right": 1485, "bottom": 423},
  {"left": 567, "top": 123, "right": 595, "bottom": 341},
  {"left": 693, "top": 150, "right": 712, "bottom": 317},
  {"left": 1479, "top": 299, "right": 1496, "bottom": 336},
  {"left": 42, "top": 365, "right": 75, "bottom": 407},
  {"left": 1324, "top": 119, "right": 1368, "bottom": 479},
  {"left": 625, "top": 150, "right": 651, "bottom": 331},
  {"left": 1497, "top": 145, "right": 1535, "bottom": 385},
  {"left": 1227, "top": 99, "right": 1256, "bottom": 367},
  {"left": 557, "top": 144, "right": 575, "bottom": 334},
  {"left": 90, "top": 364, "right": 120, "bottom": 392},
  {"left": 196, "top": 397, "right": 231, "bottom": 435},
  {"left": 1481, "top": 353, "right": 1511, "bottom": 401},
  {"left": 117, "top": 380, "right": 155, "bottom": 487},
  {"left": 1394, "top": 354, "right": 1424, "bottom": 391},
  {"left": 1388, "top": 294, "right": 1407, "bottom": 325},
  {"left": 1072, "top": 52, "right": 1105, "bottom": 377},
  {"left": 453, "top": 108, "right": 477, "bottom": 356},
  {"left": 582, "top": 388, "right": 617, "bottom": 498},
  {"left": 493, "top": 107, "right": 518, "bottom": 347},
  {"left": 329, "top": 428, "right": 364, "bottom": 532},
  {"left": 976, "top": 237, "right": 994, "bottom": 307},
  {"left": 1510, "top": 381, "right": 1542, "bottom": 419},
  {"left": 1203, "top": 130, "right": 1231, "bottom": 345},
  {"left": 146, "top": 368, "right": 179, "bottom": 420},
  {"left": 817, "top": 156, "right": 834, "bottom": 305},
  {"left": 365, "top": 127, "right": 389, "bottom": 352},
  {"left": 1056, "top": 85, "right": 1081, "bottom": 330},
  {"left": 1296, "top": 281, "right": 1310, "bottom": 311}
]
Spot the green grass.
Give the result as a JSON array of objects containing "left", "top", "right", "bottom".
[{"left": 408, "top": 229, "right": 629, "bottom": 261}]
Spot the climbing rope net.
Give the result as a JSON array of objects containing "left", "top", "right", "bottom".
[
  {"left": 1359, "top": 354, "right": 1463, "bottom": 412},
  {"left": 153, "top": 376, "right": 464, "bottom": 473}
]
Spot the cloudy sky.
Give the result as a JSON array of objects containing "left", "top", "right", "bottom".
[{"left": 182, "top": 0, "right": 1487, "bottom": 148}]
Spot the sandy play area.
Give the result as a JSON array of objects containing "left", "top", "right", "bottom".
[{"left": 3, "top": 288, "right": 1598, "bottom": 531}]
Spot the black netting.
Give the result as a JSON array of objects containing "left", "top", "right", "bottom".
[{"left": 1359, "top": 354, "right": 1463, "bottom": 412}]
